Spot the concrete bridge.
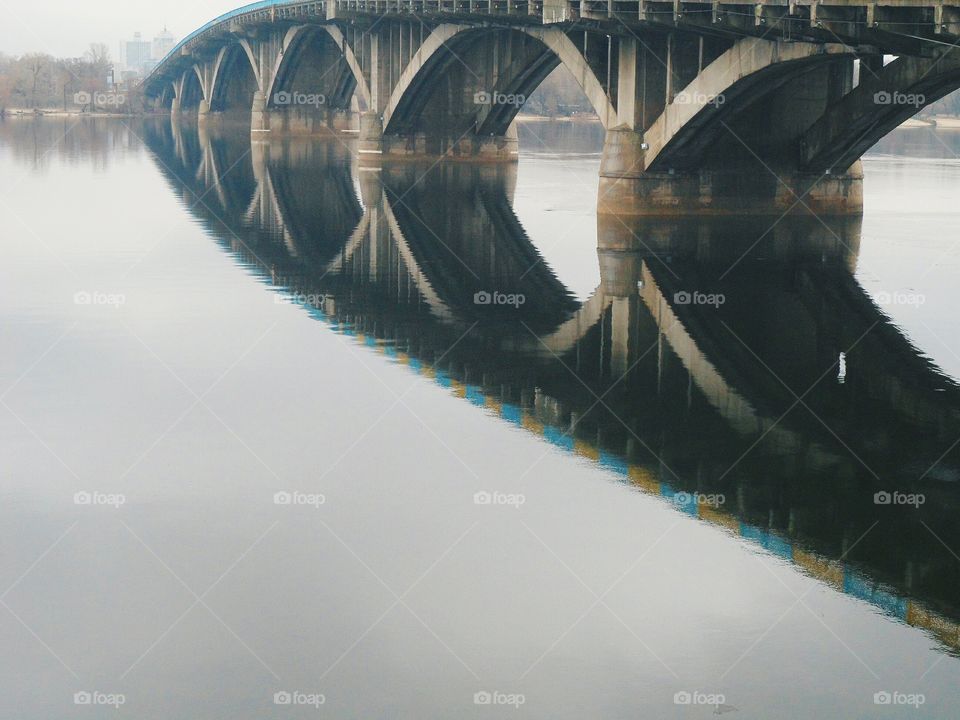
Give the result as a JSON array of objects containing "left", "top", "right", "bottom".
[{"left": 142, "top": 0, "right": 960, "bottom": 214}]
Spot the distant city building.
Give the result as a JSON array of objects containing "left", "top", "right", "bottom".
[
  {"left": 125, "top": 32, "right": 152, "bottom": 74},
  {"left": 123, "top": 28, "right": 177, "bottom": 78},
  {"left": 152, "top": 27, "right": 175, "bottom": 63}
]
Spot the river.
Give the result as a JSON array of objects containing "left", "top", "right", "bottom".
[{"left": 1, "top": 116, "right": 959, "bottom": 718}]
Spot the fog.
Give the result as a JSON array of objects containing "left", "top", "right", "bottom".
[{"left": 0, "top": 0, "right": 238, "bottom": 58}]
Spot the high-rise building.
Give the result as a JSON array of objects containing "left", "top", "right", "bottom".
[
  {"left": 152, "top": 27, "right": 175, "bottom": 63},
  {"left": 125, "top": 32, "right": 151, "bottom": 74}
]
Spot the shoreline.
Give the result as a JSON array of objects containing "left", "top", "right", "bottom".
[
  {"left": 4, "top": 108, "right": 960, "bottom": 131},
  {"left": 1, "top": 109, "right": 138, "bottom": 119}
]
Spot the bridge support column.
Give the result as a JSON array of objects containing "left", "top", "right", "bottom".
[
  {"left": 474, "top": 120, "right": 519, "bottom": 160},
  {"left": 251, "top": 90, "right": 268, "bottom": 133},
  {"left": 359, "top": 111, "right": 384, "bottom": 162}
]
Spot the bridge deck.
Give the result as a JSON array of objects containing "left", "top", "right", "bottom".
[{"left": 146, "top": 0, "right": 960, "bottom": 89}]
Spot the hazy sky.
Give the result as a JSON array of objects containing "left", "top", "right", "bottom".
[{"left": 0, "top": 0, "right": 240, "bottom": 58}]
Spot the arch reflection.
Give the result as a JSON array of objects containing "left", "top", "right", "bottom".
[{"left": 143, "top": 118, "right": 960, "bottom": 655}]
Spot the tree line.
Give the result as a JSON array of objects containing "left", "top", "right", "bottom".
[{"left": 0, "top": 44, "right": 137, "bottom": 114}]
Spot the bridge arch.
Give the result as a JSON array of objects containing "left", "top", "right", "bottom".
[
  {"left": 643, "top": 39, "right": 855, "bottom": 172},
  {"left": 381, "top": 24, "right": 617, "bottom": 139},
  {"left": 157, "top": 82, "right": 176, "bottom": 111},
  {"left": 177, "top": 67, "right": 206, "bottom": 111},
  {"left": 265, "top": 25, "right": 371, "bottom": 112},
  {"left": 802, "top": 51, "right": 960, "bottom": 171},
  {"left": 208, "top": 42, "right": 260, "bottom": 114}
]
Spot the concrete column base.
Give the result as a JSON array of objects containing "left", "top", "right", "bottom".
[
  {"left": 361, "top": 120, "right": 519, "bottom": 163},
  {"left": 358, "top": 112, "right": 384, "bottom": 163},
  {"left": 380, "top": 134, "right": 519, "bottom": 162},
  {"left": 197, "top": 99, "right": 210, "bottom": 123},
  {"left": 598, "top": 128, "right": 863, "bottom": 216},
  {"left": 265, "top": 107, "right": 360, "bottom": 136},
  {"left": 251, "top": 91, "right": 269, "bottom": 134}
]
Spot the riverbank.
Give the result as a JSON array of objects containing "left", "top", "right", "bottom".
[
  {"left": 516, "top": 113, "right": 600, "bottom": 124},
  {"left": 1, "top": 108, "right": 136, "bottom": 119}
]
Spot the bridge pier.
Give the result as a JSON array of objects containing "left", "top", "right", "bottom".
[
  {"left": 358, "top": 111, "right": 384, "bottom": 160},
  {"left": 251, "top": 91, "right": 268, "bottom": 133}
]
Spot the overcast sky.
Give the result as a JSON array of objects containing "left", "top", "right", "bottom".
[{"left": 0, "top": 0, "right": 240, "bottom": 58}]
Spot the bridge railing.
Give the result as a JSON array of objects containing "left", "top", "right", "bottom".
[{"left": 144, "top": 0, "right": 959, "bottom": 91}]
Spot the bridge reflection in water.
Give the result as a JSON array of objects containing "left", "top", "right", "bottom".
[{"left": 144, "top": 118, "right": 960, "bottom": 656}]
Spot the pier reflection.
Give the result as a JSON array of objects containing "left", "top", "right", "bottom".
[{"left": 144, "top": 118, "right": 960, "bottom": 656}]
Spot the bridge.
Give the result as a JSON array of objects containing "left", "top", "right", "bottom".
[{"left": 142, "top": 0, "right": 960, "bottom": 215}]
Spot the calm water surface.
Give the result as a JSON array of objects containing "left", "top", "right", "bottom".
[{"left": 1, "top": 117, "right": 960, "bottom": 718}]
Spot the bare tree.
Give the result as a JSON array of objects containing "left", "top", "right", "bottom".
[
  {"left": 20, "top": 53, "right": 53, "bottom": 109},
  {"left": 85, "top": 43, "right": 111, "bottom": 72}
]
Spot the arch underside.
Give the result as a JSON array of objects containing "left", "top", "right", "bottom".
[
  {"left": 179, "top": 69, "right": 204, "bottom": 110},
  {"left": 268, "top": 27, "right": 360, "bottom": 111},
  {"left": 649, "top": 57, "right": 854, "bottom": 172},
  {"left": 647, "top": 41, "right": 960, "bottom": 175},
  {"left": 209, "top": 44, "right": 258, "bottom": 114},
  {"left": 383, "top": 26, "right": 617, "bottom": 140},
  {"left": 156, "top": 84, "right": 176, "bottom": 110},
  {"left": 802, "top": 53, "right": 960, "bottom": 171},
  {"left": 643, "top": 39, "right": 857, "bottom": 173}
]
